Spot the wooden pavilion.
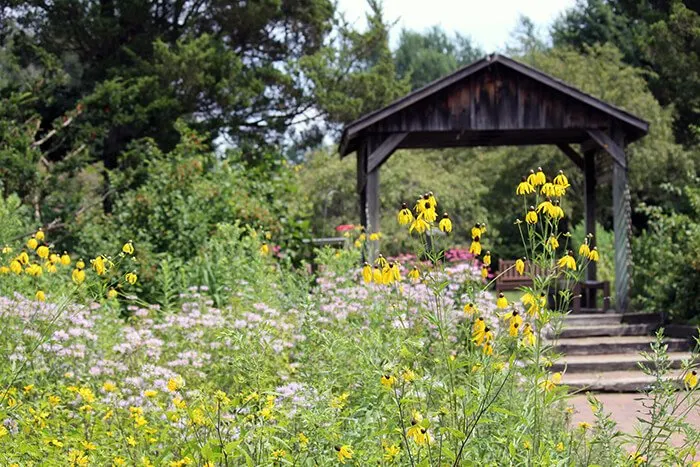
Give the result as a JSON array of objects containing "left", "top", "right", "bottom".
[{"left": 338, "top": 53, "right": 649, "bottom": 313}]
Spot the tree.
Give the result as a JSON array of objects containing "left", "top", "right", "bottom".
[{"left": 394, "top": 26, "right": 482, "bottom": 90}]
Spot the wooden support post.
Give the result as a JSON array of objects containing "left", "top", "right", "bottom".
[
  {"left": 612, "top": 150, "right": 632, "bottom": 313},
  {"left": 583, "top": 150, "right": 597, "bottom": 283},
  {"left": 357, "top": 137, "right": 381, "bottom": 235}
]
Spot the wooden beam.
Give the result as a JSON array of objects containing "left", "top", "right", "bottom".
[
  {"left": 584, "top": 150, "right": 597, "bottom": 282},
  {"left": 556, "top": 144, "right": 584, "bottom": 171},
  {"left": 586, "top": 130, "right": 627, "bottom": 169},
  {"left": 368, "top": 132, "right": 407, "bottom": 173},
  {"left": 611, "top": 131, "right": 632, "bottom": 313}
]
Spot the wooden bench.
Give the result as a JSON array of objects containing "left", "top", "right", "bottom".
[{"left": 495, "top": 259, "right": 540, "bottom": 291}]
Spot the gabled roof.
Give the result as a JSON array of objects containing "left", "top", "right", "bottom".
[{"left": 339, "top": 53, "right": 649, "bottom": 157}]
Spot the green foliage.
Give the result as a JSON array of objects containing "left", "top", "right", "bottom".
[
  {"left": 0, "top": 193, "right": 31, "bottom": 245},
  {"left": 394, "top": 26, "right": 482, "bottom": 90},
  {"left": 571, "top": 222, "right": 615, "bottom": 294},
  {"left": 632, "top": 184, "right": 700, "bottom": 321}
]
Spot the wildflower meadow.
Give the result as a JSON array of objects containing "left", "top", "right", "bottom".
[{"left": 0, "top": 170, "right": 697, "bottom": 466}]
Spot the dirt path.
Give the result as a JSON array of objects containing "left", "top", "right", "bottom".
[{"left": 569, "top": 393, "right": 699, "bottom": 457}]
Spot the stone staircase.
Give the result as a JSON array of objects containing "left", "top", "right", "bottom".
[{"left": 550, "top": 311, "right": 693, "bottom": 392}]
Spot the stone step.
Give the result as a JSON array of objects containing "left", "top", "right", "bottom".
[
  {"left": 564, "top": 313, "right": 623, "bottom": 326},
  {"left": 551, "top": 352, "right": 691, "bottom": 373},
  {"left": 553, "top": 323, "right": 656, "bottom": 339},
  {"left": 563, "top": 370, "right": 684, "bottom": 392},
  {"left": 569, "top": 307, "right": 611, "bottom": 314},
  {"left": 551, "top": 336, "right": 689, "bottom": 356}
]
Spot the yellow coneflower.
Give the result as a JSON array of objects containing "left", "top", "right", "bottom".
[
  {"left": 397, "top": 203, "right": 414, "bottom": 225},
  {"left": 506, "top": 310, "right": 523, "bottom": 328},
  {"left": 372, "top": 266, "right": 382, "bottom": 283},
  {"left": 472, "top": 317, "right": 486, "bottom": 334},
  {"left": 536, "top": 198, "right": 554, "bottom": 215},
  {"left": 578, "top": 241, "right": 590, "bottom": 257},
  {"left": 541, "top": 181, "right": 558, "bottom": 197},
  {"left": 414, "top": 195, "right": 428, "bottom": 214},
  {"left": 0, "top": 266, "right": 9, "bottom": 274},
  {"left": 260, "top": 243, "right": 270, "bottom": 255},
  {"left": 369, "top": 232, "right": 381, "bottom": 241},
  {"left": 533, "top": 167, "right": 546, "bottom": 186},
  {"left": 548, "top": 235, "right": 559, "bottom": 250},
  {"left": 27, "top": 237, "right": 38, "bottom": 250},
  {"left": 588, "top": 247, "right": 599, "bottom": 262},
  {"left": 409, "top": 217, "right": 429, "bottom": 234},
  {"left": 10, "top": 260, "right": 22, "bottom": 274},
  {"left": 526, "top": 169, "right": 537, "bottom": 186},
  {"left": 481, "top": 266, "right": 488, "bottom": 279},
  {"left": 516, "top": 177, "right": 535, "bottom": 195},
  {"left": 401, "top": 368, "right": 416, "bottom": 382},
  {"left": 554, "top": 170, "right": 569, "bottom": 187},
  {"left": 549, "top": 200, "right": 564, "bottom": 219},
  {"left": 483, "top": 342, "right": 494, "bottom": 355},
  {"left": 482, "top": 250, "right": 491, "bottom": 266},
  {"left": 463, "top": 303, "right": 476, "bottom": 316},
  {"left": 684, "top": 370, "right": 698, "bottom": 389},
  {"left": 420, "top": 207, "right": 437, "bottom": 223},
  {"left": 49, "top": 253, "right": 60, "bottom": 264},
  {"left": 554, "top": 184, "right": 568, "bottom": 196},
  {"left": 408, "top": 267, "right": 420, "bottom": 281},
  {"left": 427, "top": 192, "right": 437, "bottom": 209},
  {"left": 1, "top": 245, "right": 12, "bottom": 254},
  {"left": 375, "top": 254, "right": 388, "bottom": 268},
  {"left": 522, "top": 323, "right": 535, "bottom": 346},
  {"left": 60, "top": 252, "right": 71, "bottom": 266},
  {"left": 469, "top": 237, "right": 482, "bottom": 256},
  {"left": 107, "top": 288, "right": 118, "bottom": 299},
  {"left": 496, "top": 292, "right": 508, "bottom": 309},
  {"left": 36, "top": 245, "right": 49, "bottom": 259},
  {"left": 35, "top": 229, "right": 45, "bottom": 241},
  {"left": 72, "top": 268, "right": 85, "bottom": 285},
  {"left": 45, "top": 262, "right": 57, "bottom": 273},
  {"left": 557, "top": 251, "right": 577, "bottom": 271},
  {"left": 122, "top": 241, "right": 135, "bottom": 255},
  {"left": 18, "top": 251, "right": 29, "bottom": 265},
  {"left": 362, "top": 263, "right": 372, "bottom": 283},
  {"left": 479, "top": 223, "right": 487, "bottom": 236},
  {"left": 76, "top": 259, "right": 85, "bottom": 269},
  {"left": 125, "top": 272, "right": 138, "bottom": 285},
  {"left": 438, "top": 213, "right": 452, "bottom": 233},
  {"left": 91, "top": 256, "right": 106, "bottom": 276},
  {"left": 335, "top": 445, "right": 353, "bottom": 464},
  {"left": 515, "top": 257, "right": 525, "bottom": 275},
  {"left": 525, "top": 206, "right": 538, "bottom": 224},
  {"left": 35, "top": 290, "right": 46, "bottom": 302},
  {"left": 383, "top": 443, "right": 400, "bottom": 461},
  {"left": 474, "top": 326, "right": 494, "bottom": 346},
  {"left": 380, "top": 374, "right": 396, "bottom": 388},
  {"left": 26, "top": 263, "right": 42, "bottom": 277},
  {"left": 509, "top": 320, "right": 520, "bottom": 337},
  {"left": 390, "top": 262, "right": 401, "bottom": 282},
  {"left": 471, "top": 224, "right": 481, "bottom": 240},
  {"left": 540, "top": 372, "right": 562, "bottom": 392},
  {"left": 381, "top": 265, "right": 392, "bottom": 285}
]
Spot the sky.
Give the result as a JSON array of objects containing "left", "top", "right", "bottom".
[{"left": 336, "top": 0, "right": 577, "bottom": 51}]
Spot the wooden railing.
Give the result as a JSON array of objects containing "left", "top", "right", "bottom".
[{"left": 495, "top": 259, "right": 542, "bottom": 291}]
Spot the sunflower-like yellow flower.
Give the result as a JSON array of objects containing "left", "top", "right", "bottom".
[
  {"left": 684, "top": 370, "right": 698, "bottom": 389},
  {"left": 548, "top": 235, "right": 559, "bottom": 250},
  {"left": 540, "top": 372, "right": 562, "bottom": 392},
  {"left": 375, "top": 254, "right": 388, "bottom": 268},
  {"left": 505, "top": 309, "right": 523, "bottom": 328},
  {"left": 525, "top": 207, "right": 538, "bottom": 224},
  {"left": 380, "top": 374, "right": 396, "bottom": 388},
  {"left": 369, "top": 232, "right": 381, "bottom": 241},
  {"left": 383, "top": 443, "right": 400, "bottom": 461},
  {"left": 60, "top": 252, "right": 71, "bottom": 266},
  {"left": 26, "top": 263, "right": 42, "bottom": 277},
  {"left": 125, "top": 272, "right": 138, "bottom": 285},
  {"left": 469, "top": 238, "right": 482, "bottom": 256},
  {"left": 0, "top": 266, "right": 9, "bottom": 274},
  {"left": 381, "top": 265, "right": 392, "bottom": 285},
  {"left": 390, "top": 262, "right": 401, "bottom": 282},
  {"left": 526, "top": 169, "right": 537, "bottom": 186},
  {"left": 362, "top": 263, "right": 372, "bottom": 283},
  {"left": 481, "top": 266, "right": 488, "bottom": 279},
  {"left": 18, "top": 251, "right": 29, "bottom": 265},
  {"left": 426, "top": 192, "right": 437, "bottom": 210},
  {"left": 533, "top": 167, "right": 546, "bottom": 186},
  {"left": 408, "top": 267, "right": 420, "bottom": 281},
  {"left": 588, "top": 247, "right": 599, "bottom": 262},
  {"left": 463, "top": 303, "right": 476, "bottom": 316},
  {"left": 420, "top": 207, "right": 437, "bottom": 223},
  {"left": 10, "top": 260, "right": 22, "bottom": 274},
  {"left": 471, "top": 224, "right": 481, "bottom": 240},
  {"left": 438, "top": 213, "right": 452, "bottom": 233},
  {"left": 514, "top": 258, "right": 525, "bottom": 275},
  {"left": 1, "top": 245, "right": 12, "bottom": 254},
  {"left": 107, "top": 288, "right": 118, "bottom": 299},
  {"left": 35, "top": 229, "right": 45, "bottom": 241},
  {"left": 407, "top": 413, "right": 431, "bottom": 445},
  {"left": 72, "top": 268, "right": 85, "bottom": 285},
  {"left": 27, "top": 237, "right": 38, "bottom": 250},
  {"left": 483, "top": 342, "right": 494, "bottom": 355},
  {"left": 260, "top": 243, "right": 269, "bottom": 255},
  {"left": 409, "top": 217, "right": 429, "bottom": 234},
  {"left": 557, "top": 251, "right": 577, "bottom": 271},
  {"left": 516, "top": 177, "right": 535, "bottom": 195},
  {"left": 45, "top": 262, "right": 57, "bottom": 273},
  {"left": 122, "top": 241, "right": 135, "bottom": 255},
  {"left": 554, "top": 170, "right": 569, "bottom": 187},
  {"left": 91, "top": 256, "right": 106, "bottom": 275},
  {"left": 522, "top": 323, "right": 535, "bottom": 346},
  {"left": 76, "top": 259, "right": 85, "bottom": 269},
  {"left": 541, "top": 181, "right": 558, "bottom": 197},
  {"left": 548, "top": 200, "right": 564, "bottom": 219},
  {"left": 496, "top": 292, "right": 508, "bottom": 309},
  {"left": 536, "top": 198, "right": 554, "bottom": 215},
  {"left": 49, "top": 253, "right": 60, "bottom": 264},
  {"left": 35, "top": 290, "right": 46, "bottom": 302},
  {"left": 397, "top": 203, "right": 414, "bottom": 225},
  {"left": 335, "top": 445, "right": 353, "bottom": 464},
  {"left": 372, "top": 266, "right": 382, "bottom": 283},
  {"left": 509, "top": 320, "right": 520, "bottom": 337},
  {"left": 473, "top": 325, "right": 494, "bottom": 346},
  {"left": 482, "top": 250, "right": 491, "bottom": 266},
  {"left": 578, "top": 241, "right": 590, "bottom": 257},
  {"left": 36, "top": 245, "right": 49, "bottom": 259}
]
